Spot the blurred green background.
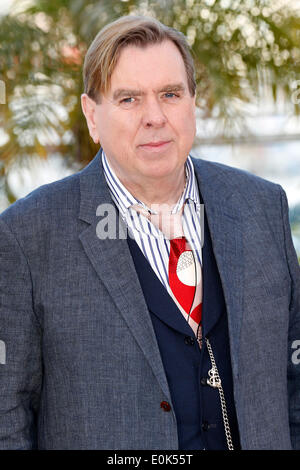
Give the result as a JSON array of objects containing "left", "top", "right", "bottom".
[{"left": 0, "top": 0, "right": 299, "bottom": 257}]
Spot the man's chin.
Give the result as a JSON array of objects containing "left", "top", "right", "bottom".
[{"left": 137, "top": 161, "right": 182, "bottom": 181}]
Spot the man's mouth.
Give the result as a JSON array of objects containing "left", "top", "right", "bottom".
[{"left": 139, "top": 140, "right": 172, "bottom": 151}]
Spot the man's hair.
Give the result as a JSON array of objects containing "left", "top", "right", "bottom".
[{"left": 83, "top": 15, "right": 196, "bottom": 102}]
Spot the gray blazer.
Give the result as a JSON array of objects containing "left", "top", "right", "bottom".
[{"left": 0, "top": 150, "right": 299, "bottom": 449}]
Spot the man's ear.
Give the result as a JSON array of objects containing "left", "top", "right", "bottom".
[
  {"left": 81, "top": 93, "right": 100, "bottom": 144},
  {"left": 192, "top": 92, "right": 197, "bottom": 107}
]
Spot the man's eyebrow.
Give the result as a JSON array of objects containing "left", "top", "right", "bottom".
[
  {"left": 112, "top": 83, "right": 186, "bottom": 101},
  {"left": 158, "top": 83, "right": 186, "bottom": 93}
]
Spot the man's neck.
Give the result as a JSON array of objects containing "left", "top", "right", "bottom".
[
  {"left": 103, "top": 151, "right": 187, "bottom": 212},
  {"left": 124, "top": 173, "right": 185, "bottom": 209}
]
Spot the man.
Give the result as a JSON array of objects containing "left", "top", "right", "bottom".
[{"left": 0, "top": 15, "right": 299, "bottom": 450}]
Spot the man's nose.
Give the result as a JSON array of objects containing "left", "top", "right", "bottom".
[{"left": 141, "top": 97, "right": 167, "bottom": 128}]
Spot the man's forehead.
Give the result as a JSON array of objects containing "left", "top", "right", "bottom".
[{"left": 109, "top": 41, "right": 187, "bottom": 81}]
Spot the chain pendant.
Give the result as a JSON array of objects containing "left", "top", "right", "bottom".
[{"left": 207, "top": 367, "right": 222, "bottom": 388}]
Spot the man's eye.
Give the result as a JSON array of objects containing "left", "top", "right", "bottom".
[
  {"left": 164, "top": 92, "right": 178, "bottom": 99},
  {"left": 120, "top": 97, "right": 135, "bottom": 104}
]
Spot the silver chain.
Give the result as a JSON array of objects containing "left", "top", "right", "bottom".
[
  {"left": 191, "top": 251, "right": 234, "bottom": 450},
  {"left": 199, "top": 335, "right": 234, "bottom": 451}
]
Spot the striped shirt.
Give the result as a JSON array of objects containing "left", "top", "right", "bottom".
[{"left": 102, "top": 150, "right": 203, "bottom": 294}]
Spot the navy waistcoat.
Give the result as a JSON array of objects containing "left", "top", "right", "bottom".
[{"left": 127, "top": 209, "right": 241, "bottom": 450}]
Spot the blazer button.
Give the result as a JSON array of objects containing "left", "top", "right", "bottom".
[
  {"left": 202, "top": 421, "right": 209, "bottom": 431},
  {"left": 160, "top": 401, "right": 171, "bottom": 412},
  {"left": 184, "top": 336, "right": 195, "bottom": 346},
  {"left": 200, "top": 377, "right": 207, "bottom": 386}
]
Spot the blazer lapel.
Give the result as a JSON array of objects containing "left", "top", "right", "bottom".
[
  {"left": 78, "top": 149, "right": 172, "bottom": 400},
  {"left": 193, "top": 158, "right": 244, "bottom": 377}
]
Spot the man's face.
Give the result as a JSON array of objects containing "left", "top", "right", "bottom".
[{"left": 83, "top": 40, "right": 196, "bottom": 186}]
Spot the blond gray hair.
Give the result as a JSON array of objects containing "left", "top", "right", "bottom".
[{"left": 83, "top": 15, "right": 196, "bottom": 102}]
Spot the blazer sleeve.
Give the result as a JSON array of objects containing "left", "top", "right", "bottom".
[
  {"left": 0, "top": 218, "right": 42, "bottom": 449},
  {"left": 280, "top": 188, "right": 300, "bottom": 450}
]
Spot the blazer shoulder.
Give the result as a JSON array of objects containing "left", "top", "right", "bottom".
[
  {"left": 192, "top": 156, "right": 282, "bottom": 199},
  {"left": 0, "top": 170, "right": 81, "bottom": 229}
]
